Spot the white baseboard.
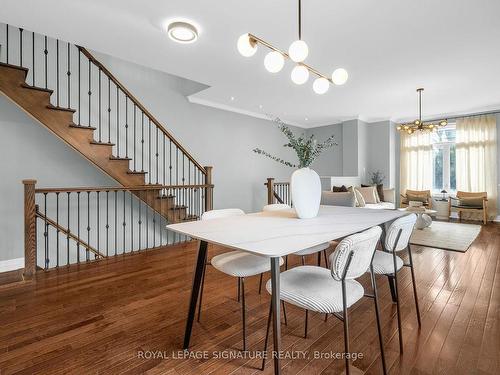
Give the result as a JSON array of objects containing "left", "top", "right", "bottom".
[{"left": 0, "top": 257, "right": 24, "bottom": 272}]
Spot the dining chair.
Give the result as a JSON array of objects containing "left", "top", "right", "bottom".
[
  {"left": 261, "top": 226, "right": 387, "bottom": 375},
  {"left": 196, "top": 208, "right": 284, "bottom": 351},
  {"left": 263, "top": 204, "right": 331, "bottom": 268},
  {"left": 371, "top": 213, "right": 419, "bottom": 353}
]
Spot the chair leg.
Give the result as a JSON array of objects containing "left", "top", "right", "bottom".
[
  {"left": 241, "top": 277, "right": 246, "bottom": 351},
  {"left": 237, "top": 277, "right": 241, "bottom": 302},
  {"left": 261, "top": 302, "right": 272, "bottom": 370},
  {"left": 387, "top": 275, "right": 398, "bottom": 303},
  {"left": 304, "top": 309, "right": 308, "bottom": 338},
  {"left": 282, "top": 301, "right": 287, "bottom": 326},
  {"left": 323, "top": 249, "right": 329, "bottom": 268},
  {"left": 197, "top": 262, "right": 207, "bottom": 322},
  {"left": 342, "top": 280, "right": 350, "bottom": 375},
  {"left": 407, "top": 245, "right": 421, "bottom": 326},
  {"left": 285, "top": 255, "right": 288, "bottom": 270},
  {"left": 324, "top": 313, "right": 328, "bottom": 322},
  {"left": 392, "top": 252, "right": 404, "bottom": 353},
  {"left": 370, "top": 269, "right": 387, "bottom": 374},
  {"left": 258, "top": 273, "right": 263, "bottom": 294}
]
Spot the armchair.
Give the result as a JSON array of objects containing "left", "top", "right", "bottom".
[
  {"left": 448, "top": 191, "right": 488, "bottom": 224},
  {"left": 400, "top": 189, "right": 433, "bottom": 209}
]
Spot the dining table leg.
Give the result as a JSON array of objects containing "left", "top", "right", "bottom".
[
  {"left": 270, "top": 256, "right": 282, "bottom": 375},
  {"left": 183, "top": 240, "right": 208, "bottom": 349}
]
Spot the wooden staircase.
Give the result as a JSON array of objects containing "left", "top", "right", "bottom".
[{"left": 0, "top": 24, "right": 211, "bottom": 224}]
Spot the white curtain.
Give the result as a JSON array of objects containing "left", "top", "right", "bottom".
[
  {"left": 456, "top": 115, "right": 497, "bottom": 219},
  {"left": 400, "top": 131, "right": 433, "bottom": 193}
]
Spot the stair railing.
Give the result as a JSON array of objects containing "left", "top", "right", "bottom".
[
  {"left": 0, "top": 23, "right": 209, "bottom": 192},
  {"left": 23, "top": 179, "right": 213, "bottom": 274},
  {"left": 265, "top": 178, "right": 291, "bottom": 206}
]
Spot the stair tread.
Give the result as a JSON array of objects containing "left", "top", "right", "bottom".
[
  {"left": 90, "top": 140, "right": 115, "bottom": 146},
  {"left": 69, "top": 124, "right": 97, "bottom": 130},
  {"left": 20, "top": 83, "right": 53, "bottom": 94},
  {"left": 0, "top": 62, "right": 29, "bottom": 72},
  {"left": 109, "top": 156, "right": 132, "bottom": 161},
  {"left": 46, "top": 104, "right": 76, "bottom": 113}
]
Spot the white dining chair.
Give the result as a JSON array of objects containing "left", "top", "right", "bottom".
[
  {"left": 261, "top": 226, "right": 387, "bottom": 375},
  {"left": 263, "top": 204, "right": 331, "bottom": 268},
  {"left": 196, "top": 208, "right": 284, "bottom": 351},
  {"left": 371, "top": 213, "right": 419, "bottom": 353}
]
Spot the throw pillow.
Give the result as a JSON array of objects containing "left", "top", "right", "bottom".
[
  {"left": 332, "top": 185, "right": 348, "bottom": 192},
  {"left": 356, "top": 186, "right": 378, "bottom": 204},
  {"left": 458, "top": 197, "right": 484, "bottom": 207},
  {"left": 321, "top": 191, "right": 356, "bottom": 207},
  {"left": 352, "top": 188, "right": 367, "bottom": 207},
  {"left": 406, "top": 193, "right": 428, "bottom": 203},
  {"left": 361, "top": 184, "right": 385, "bottom": 202}
]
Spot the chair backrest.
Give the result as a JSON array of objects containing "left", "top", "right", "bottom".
[
  {"left": 329, "top": 226, "right": 382, "bottom": 281},
  {"left": 201, "top": 208, "right": 245, "bottom": 221},
  {"left": 262, "top": 203, "right": 291, "bottom": 212},
  {"left": 405, "top": 189, "right": 431, "bottom": 198},
  {"left": 457, "top": 191, "right": 487, "bottom": 199},
  {"left": 384, "top": 214, "right": 417, "bottom": 252}
]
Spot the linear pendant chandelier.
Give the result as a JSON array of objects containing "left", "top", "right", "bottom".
[
  {"left": 397, "top": 88, "right": 448, "bottom": 134},
  {"left": 237, "top": 0, "right": 348, "bottom": 94}
]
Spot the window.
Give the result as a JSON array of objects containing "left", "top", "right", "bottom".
[{"left": 431, "top": 125, "right": 456, "bottom": 192}]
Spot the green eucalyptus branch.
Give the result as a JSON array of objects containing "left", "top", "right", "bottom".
[{"left": 253, "top": 148, "right": 298, "bottom": 168}]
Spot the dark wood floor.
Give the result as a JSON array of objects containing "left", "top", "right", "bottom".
[{"left": 0, "top": 223, "right": 499, "bottom": 375}]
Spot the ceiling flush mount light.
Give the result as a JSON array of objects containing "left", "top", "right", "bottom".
[
  {"left": 167, "top": 21, "right": 198, "bottom": 44},
  {"left": 237, "top": 0, "right": 348, "bottom": 94},
  {"left": 396, "top": 88, "right": 448, "bottom": 134}
]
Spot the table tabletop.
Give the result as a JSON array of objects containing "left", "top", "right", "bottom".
[
  {"left": 398, "top": 207, "right": 437, "bottom": 215},
  {"left": 167, "top": 206, "right": 408, "bottom": 257}
]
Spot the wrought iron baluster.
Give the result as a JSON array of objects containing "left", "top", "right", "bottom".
[
  {"left": 86, "top": 191, "right": 90, "bottom": 261},
  {"left": 78, "top": 49, "right": 80, "bottom": 124},
  {"left": 67, "top": 192, "right": 70, "bottom": 266},
  {"left": 106, "top": 190, "right": 109, "bottom": 257},
  {"left": 149, "top": 119, "right": 152, "bottom": 184},
  {"left": 67, "top": 42, "right": 71, "bottom": 108},
  {"left": 116, "top": 86, "right": 119, "bottom": 155},
  {"left": 56, "top": 192, "right": 60, "bottom": 267},
  {"left": 133, "top": 104, "right": 136, "bottom": 171},
  {"left": 125, "top": 97, "right": 129, "bottom": 158},
  {"left": 97, "top": 191, "right": 100, "bottom": 256},
  {"left": 44, "top": 36, "right": 48, "bottom": 89},
  {"left": 169, "top": 140, "right": 172, "bottom": 185},
  {"left": 32, "top": 32, "right": 35, "bottom": 86},
  {"left": 19, "top": 28, "right": 23, "bottom": 67},
  {"left": 88, "top": 59, "right": 91, "bottom": 127},
  {"left": 98, "top": 68, "right": 101, "bottom": 141},
  {"left": 108, "top": 77, "right": 111, "bottom": 143},
  {"left": 156, "top": 126, "right": 159, "bottom": 185},
  {"left": 6, "top": 24, "right": 9, "bottom": 64},
  {"left": 141, "top": 113, "right": 145, "bottom": 172},
  {"left": 77, "top": 192, "right": 80, "bottom": 263},
  {"left": 56, "top": 39, "right": 59, "bottom": 106},
  {"left": 123, "top": 190, "right": 126, "bottom": 254}
]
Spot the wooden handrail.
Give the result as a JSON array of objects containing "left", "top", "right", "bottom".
[
  {"left": 35, "top": 184, "right": 213, "bottom": 194},
  {"left": 36, "top": 209, "right": 105, "bottom": 259},
  {"left": 77, "top": 46, "right": 207, "bottom": 175}
]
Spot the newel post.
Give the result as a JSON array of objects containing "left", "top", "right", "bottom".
[
  {"left": 22, "top": 179, "right": 37, "bottom": 279},
  {"left": 266, "top": 178, "right": 275, "bottom": 204},
  {"left": 204, "top": 166, "right": 213, "bottom": 212}
]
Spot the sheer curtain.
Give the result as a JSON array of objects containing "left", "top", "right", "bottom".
[
  {"left": 400, "top": 131, "right": 433, "bottom": 193},
  {"left": 456, "top": 115, "right": 497, "bottom": 219}
]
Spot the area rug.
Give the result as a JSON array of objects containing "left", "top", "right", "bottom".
[{"left": 410, "top": 221, "right": 482, "bottom": 252}]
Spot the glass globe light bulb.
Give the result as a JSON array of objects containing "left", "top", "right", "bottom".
[
  {"left": 237, "top": 33, "right": 257, "bottom": 57},
  {"left": 291, "top": 65, "right": 309, "bottom": 85},
  {"left": 264, "top": 51, "right": 285, "bottom": 73},
  {"left": 313, "top": 77, "right": 329, "bottom": 94},
  {"left": 331, "top": 68, "right": 349, "bottom": 85},
  {"left": 288, "top": 40, "right": 309, "bottom": 62}
]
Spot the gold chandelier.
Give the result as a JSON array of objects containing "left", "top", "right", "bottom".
[
  {"left": 236, "top": 0, "right": 348, "bottom": 94},
  {"left": 397, "top": 88, "right": 448, "bottom": 134}
]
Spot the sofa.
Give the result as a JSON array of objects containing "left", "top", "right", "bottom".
[{"left": 320, "top": 176, "right": 396, "bottom": 210}]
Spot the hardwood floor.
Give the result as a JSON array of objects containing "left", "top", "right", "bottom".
[{"left": 0, "top": 223, "right": 499, "bottom": 374}]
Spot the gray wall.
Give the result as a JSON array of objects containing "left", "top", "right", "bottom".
[
  {"left": 305, "top": 123, "right": 343, "bottom": 176},
  {"left": 365, "top": 120, "right": 396, "bottom": 188}
]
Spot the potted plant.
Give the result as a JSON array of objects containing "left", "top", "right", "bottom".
[{"left": 253, "top": 117, "right": 337, "bottom": 218}]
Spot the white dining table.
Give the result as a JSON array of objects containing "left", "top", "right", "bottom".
[{"left": 167, "top": 205, "right": 408, "bottom": 374}]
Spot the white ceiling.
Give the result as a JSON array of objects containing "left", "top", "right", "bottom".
[{"left": 2, "top": 0, "right": 500, "bottom": 128}]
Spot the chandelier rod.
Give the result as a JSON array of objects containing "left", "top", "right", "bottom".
[
  {"left": 248, "top": 33, "right": 332, "bottom": 83},
  {"left": 298, "top": 0, "right": 302, "bottom": 40}
]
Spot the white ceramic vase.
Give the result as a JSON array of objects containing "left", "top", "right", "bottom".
[{"left": 290, "top": 167, "right": 321, "bottom": 219}]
